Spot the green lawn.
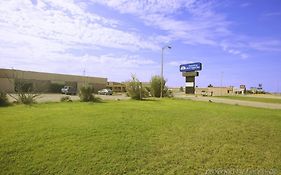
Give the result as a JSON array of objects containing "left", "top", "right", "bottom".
[
  {"left": 216, "top": 95, "right": 281, "bottom": 104},
  {"left": 0, "top": 99, "right": 281, "bottom": 174}
]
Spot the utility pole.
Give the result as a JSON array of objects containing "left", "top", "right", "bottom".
[
  {"left": 139, "top": 82, "right": 142, "bottom": 100},
  {"left": 220, "top": 71, "right": 224, "bottom": 96},
  {"left": 83, "top": 68, "right": 86, "bottom": 86}
]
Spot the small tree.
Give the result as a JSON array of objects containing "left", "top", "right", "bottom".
[
  {"left": 179, "top": 86, "right": 184, "bottom": 92},
  {"left": 8, "top": 80, "right": 40, "bottom": 105},
  {"left": 126, "top": 75, "right": 148, "bottom": 100},
  {"left": 150, "top": 75, "right": 169, "bottom": 98},
  {"left": 0, "top": 92, "right": 10, "bottom": 107},
  {"left": 60, "top": 96, "right": 72, "bottom": 102},
  {"left": 3, "top": 70, "right": 40, "bottom": 105},
  {"left": 79, "top": 86, "right": 95, "bottom": 102}
]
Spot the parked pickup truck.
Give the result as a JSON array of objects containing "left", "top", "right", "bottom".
[{"left": 61, "top": 86, "right": 77, "bottom": 95}]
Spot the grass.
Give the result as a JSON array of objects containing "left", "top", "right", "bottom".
[
  {"left": 216, "top": 95, "right": 281, "bottom": 104},
  {"left": 0, "top": 99, "right": 281, "bottom": 174}
]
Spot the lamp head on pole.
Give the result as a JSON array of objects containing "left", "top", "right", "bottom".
[{"left": 162, "top": 45, "right": 172, "bottom": 50}]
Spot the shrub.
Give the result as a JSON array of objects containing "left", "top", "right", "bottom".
[
  {"left": 15, "top": 81, "right": 33, "bottom": 92},
  {"left": 17, "top": 93, "right": 39, "bottom": 105},
  {"left": 9, "top": 90, "right": 39, "bottom": 105},
  {"left": 150, "top": 75, "right": 169, "bottom": 98},
  {"left": 60, "top": 96, "right": 72, "bottom": 102},
  {"left": 144, "top": 87, "right": 152, "bottom": 97},
  {"left": 79, "top": 86, "right": 95, "bottom": 102},
  {"left": 179, "top": 86, "right": 184, "bottom": 92},
  {"left": 126, "top": 75, "right": 148, "bottom": 100},
  {"left": 0, "top": 92, "right": 10, "bottom": 107},
  {"left": 10, "top": 79, "right": 40, "bottom": 105},
  {"left": 92, "top": 96, "right": 102, "bottom": 102},
  {"left": 166, "top": 89, "right": 174, "bottom": 98}
]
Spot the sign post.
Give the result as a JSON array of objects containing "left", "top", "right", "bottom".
[{"left": 179, "top": 62, "right": 202, "bottom": 94}]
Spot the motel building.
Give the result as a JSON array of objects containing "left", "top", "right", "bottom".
[
  {"left": 0, "top": 68, "right": 107, "bottom": 93},
  {"left": 107, "top": 82, "right": 126, "bottom": 92},
  {"left": 195, "top": 86, "right": 246, "bottom": 96}
]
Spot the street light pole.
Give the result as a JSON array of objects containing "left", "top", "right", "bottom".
[{"left": 161, "top": 45, "right": 171, "bottom": 98}]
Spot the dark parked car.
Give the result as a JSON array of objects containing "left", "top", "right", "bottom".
[
  {"left": 98, "top": 89, "right": 113, "bottom": 95},
  {"left": 61, "top": 86, "right": 77, "bottom": 95}
]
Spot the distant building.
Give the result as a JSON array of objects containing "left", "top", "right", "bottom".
[
  {"left": 232, "top": 85, "right": 246, "bottom": 95},
  {"left": 140, "top": 82, "right": 151, "bottom": 88},
  {"left": 240, "top": 85, "right": 246, "bottom": 92},
  {"left": 0, "top": 68, "right": 107, "bottom": 93},
  {"left": 250, "top": 87, "right": 257, "bottom": 94},
  {"left": 250, "top": 84, "right": 264, "bottom": 94},
  {"left": 107, "top": 82, "right": 126, "bottom": 92},
  {"left": 195, "top": 87, "right": 234, "bottom": 96}
]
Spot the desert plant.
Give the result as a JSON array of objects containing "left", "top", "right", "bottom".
[
  {"left": 9, "top": 81, "right": 39, "bottom": 105},
  {"left": 79, "top": 86, "right": 95, "bottom": 102},
  {"left": 92, "top": 96, "right": 102, "bottom": 102},
  {"left": 3, "top": 72, "right": 39, "bottom": 105},
  {"left": 166, "top": 89, "right": 174, "bottom": 98},
  {"left": 15, "top": 81, "right": 33, "bottom": 92},
  {"left": 0, "top": 92, "right": 10, "bottom": 107},
  {"left": 15, "top": 92, "right": 39, "bottom": 105},
  {"left": 126, "top": 75, "right": 148, "bottom": 100},
  {"left": 179, "top": 86, "right": 184, "bottom": 92},
  {"left": 60, "top": 96, "right": 72, "bottom": 102},
  {"left": 150, "top": 75, "right": 169, "bottom": 98}
]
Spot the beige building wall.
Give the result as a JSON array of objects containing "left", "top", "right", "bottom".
[
  {"left": 0, "top": 68, "right": 107, "bottom": 93},
  {"left": 0, "top": 78, "right": 14, "bottom": 92}
]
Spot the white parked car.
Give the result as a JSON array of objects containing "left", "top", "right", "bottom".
[
  {"left": 98, "top": 89, "right": 113, "bottom": 95},
  {"left": 61, "top": 86, "right": 77, "bottom": 95}
]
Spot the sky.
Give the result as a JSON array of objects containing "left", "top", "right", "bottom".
[{"left": 0, "top": 0, "right": 281, "bottom": 92}]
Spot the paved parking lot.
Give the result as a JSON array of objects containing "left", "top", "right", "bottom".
[
  {"left": 8, "top": 93, "right": 130, "bottom": 103},
  {"left": 7, "top": 92, "right": 281, "bottom": 109}
]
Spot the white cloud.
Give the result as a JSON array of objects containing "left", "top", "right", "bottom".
[
  {"left": 0, "top": 42, "right": 157, "bottom": 82},
  {"left": 0, "top": 0, "right": 160, "bottom": 56},
  {"left": 92, "top": 0, "right": 281, "bottom": 59},
  {"left": 240, "top": 3, "right": 251, "bottom": 8},
  {"left": 221, "top": 36, "right": 281, "bottom": 54},
  {"left": 1, "top": 0, "right": 280, "bottom": 81},
  {"left": 168, "top": 60, "right": 194, "bottom": 66},
  {"left": 0, "top": 0, "right": 166, "bottom": 81},
  {"left": 249, "top": 40, "right": 281, "bottom": 52},
  {"left": 92, "top": 0, "right": 231, "bottom": 46},
  {"left": 220, "top": 41, "right": 249, "bottom": 59},
  {"left": 262, "top": 12, "right": 281, "bottom": 17},
  {"left": 0, "top": 0, "right": 163, "bottom": 80}
]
